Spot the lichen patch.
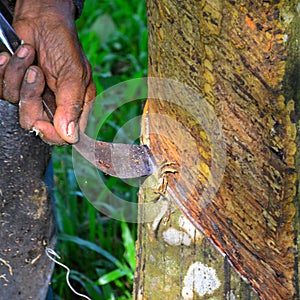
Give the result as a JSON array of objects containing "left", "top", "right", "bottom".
[
  {"left": 162, "top": 227, "right": 191, "bottom": 246},
  {"left": 182, "top": 262, "right": 221, "bottom": 299}
]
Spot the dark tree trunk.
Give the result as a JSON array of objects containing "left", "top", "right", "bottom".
[{"left": 0, "top": 100, "right": 55, "bottom": 300}]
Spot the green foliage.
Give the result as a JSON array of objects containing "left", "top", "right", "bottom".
[
  {"left": 52, "top": 0, "right": 147, "bottom": 299},
  {"left": 77, "top": 0, "right": 148, "bottom": 91}
]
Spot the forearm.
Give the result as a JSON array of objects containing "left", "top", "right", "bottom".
[
  {"left": 14, "top": 0, "right": 76, "bottom": 21},
  {"left": 1, "top": 0, "right": 84, "bottom": 18}
]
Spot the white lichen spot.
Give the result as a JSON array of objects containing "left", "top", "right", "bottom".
[
  {"left": 149, "top": 254, "right": 155, "bottom": 262},
  {"left": 297, "top": 2, "right": 300, "bottom": 13},
  {"left": 281, "top": 11, "right": 294, "bottom": 25},
  {"left": 178, "top": 215, "right": 203, "bottom": 243},
  {"left": 182, "top": 262, "right": 221, "bottom": 299},
  {"left": 226, "top": 290, "right": 237, "bottom": 300},
  {"left": 283, "top": 33, "right": 288, "bottom": 43},
  {"left": 162, "top": 228, "right": 191, "bottom": 246},
  {"left": 137, "top": 289, "right": 144, "bottom": 300}
]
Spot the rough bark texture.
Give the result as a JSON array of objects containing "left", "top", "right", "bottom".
[
  {"left": 0, "top": 100, "right": 55, "bottom": 300},
  {"left": 134, "top": 1, "right": 300, "bottom": 299}
]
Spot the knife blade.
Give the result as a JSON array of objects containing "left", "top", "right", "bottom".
[{"left": 0, "top": 12, "right": 153, "bottom": 179}]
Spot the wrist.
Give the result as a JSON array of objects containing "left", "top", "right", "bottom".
[{"left": 14, "top": 0, "right": 76, "bottom": 22}]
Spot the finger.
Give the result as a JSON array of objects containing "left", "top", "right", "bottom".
[
  {"left": 50, "top": 52, "right": 96, "bottom": 144},
  {"left": 53, "top": 79, "right": 85, "bottom": 144},
  {"left": 79, "top": 81, "right": 96, "bottom": 132},
  {"left": 3, "top": 44, "right": 35, "bottom": 103},
  {"left": 32, "top": 120, "right": 67, "bottom": 145},
  {"left": 19, "top": 66, "right": 66, "bottom": 145},
  {"left": 19, "top": 66, "right": 46, "bottom": 129},
  {"left": 0, "top": 52, "right": 10, "bottom": 98}
]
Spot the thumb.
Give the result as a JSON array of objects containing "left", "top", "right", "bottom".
[{"left": 53, "top": 81, "right": 84, "bottom": 143}]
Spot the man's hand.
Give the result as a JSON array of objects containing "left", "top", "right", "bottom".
[{"left": 0, "top": 0, "right": 96, "bottom": 144}]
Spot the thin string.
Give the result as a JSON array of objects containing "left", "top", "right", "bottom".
[{"left": 45, "top": 247, "right": 92, "bottom": 300}]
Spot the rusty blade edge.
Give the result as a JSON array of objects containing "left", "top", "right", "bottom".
[{"left": 73, "top": 132, "right": 154, "bottom": 179}]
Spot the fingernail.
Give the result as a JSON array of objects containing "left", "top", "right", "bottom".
[
  {"left": 67, "top": 121, "right": 79, "bottom": 141},
  {"left": 0, "top": 55, "right": 8, "bottom": 66},
  {"left": 26, "top": 68, "right": 37, "bottom": 83},
  {"left": 17, "top": 46, "right": 29, "bottom": 58}
]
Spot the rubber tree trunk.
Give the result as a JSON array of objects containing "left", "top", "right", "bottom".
[
  {"left": 0, "top": 100, "right": 55, "bottom": 300},
  {"left": 134, "top": 1, "right": 300, "bottom": 299}
]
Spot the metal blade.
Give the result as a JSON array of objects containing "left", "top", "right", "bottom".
[
  {"left": 74, "top": 133, "right": 153, "bottom": 178},
  {"left": 0, "top": 12, "right": 22, "bottom": 54}
]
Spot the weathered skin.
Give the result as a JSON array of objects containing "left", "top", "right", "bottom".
[
  {"left": 0, "top": 99, "right": 55, "bottom": 300},
  {"left": 0, "top": 0, "right": 96, "bottom": 145}
]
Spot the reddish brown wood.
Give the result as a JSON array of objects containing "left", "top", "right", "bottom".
[{"left": 135, "top": 1, "right": 300, "bottom": 299}]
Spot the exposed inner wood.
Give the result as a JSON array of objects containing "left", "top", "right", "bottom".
[{"left": 135, "top": 1, "right": 299, "bottom": 299}]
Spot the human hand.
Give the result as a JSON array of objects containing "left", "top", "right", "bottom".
[{"left": 0, "top": 0, "right": 96, "bottom": 145}]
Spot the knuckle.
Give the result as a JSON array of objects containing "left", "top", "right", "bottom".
[
  {"left": 72, "top": 103, "right": 83, "bottom": 115},
  {"left": 3, "top": 89, "right": 19, "bottom": 103}
]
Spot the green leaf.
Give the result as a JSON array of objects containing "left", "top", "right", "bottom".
[
  {"left": 59, "top": 234, "right": 123, "bottom": 268},
  {"left": 96, "top": 269, "right": 131, "bottom": 285},
  {"left": 121, "top": 222, "right": 136, "bottom": 271},
  {"left": 69, "top": 271, "right": 102, "bottom": 299}
]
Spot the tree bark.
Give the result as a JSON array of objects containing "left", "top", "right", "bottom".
[
  {"left": 0, "top": 100, "right": 55, "bottom": 300},
  {"left": 134, "top": 1, "right": 300, "bottom": 299}
]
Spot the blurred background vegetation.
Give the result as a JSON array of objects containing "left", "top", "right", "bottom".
[{"left": 52, "top": 0, "right": 147, "bottom": 299}]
